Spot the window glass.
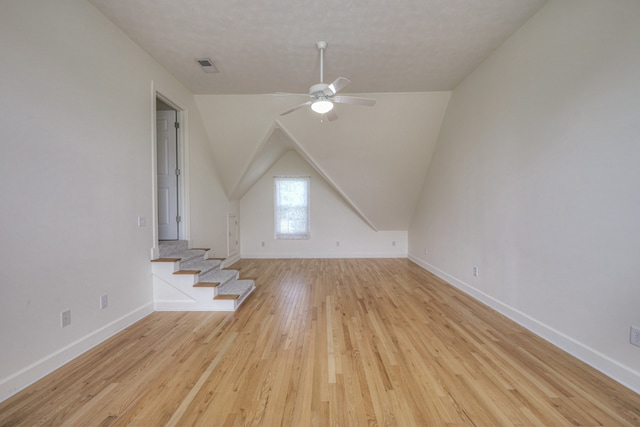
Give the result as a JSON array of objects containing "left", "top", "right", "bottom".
[{"left": 274, "top": 177, "right": 310, "bottom": 239}]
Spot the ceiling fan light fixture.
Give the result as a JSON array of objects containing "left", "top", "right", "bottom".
[{"left": 311, "top": 99, "right": 334, "bottom": 114}]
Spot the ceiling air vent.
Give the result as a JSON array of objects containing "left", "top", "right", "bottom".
[{"left": 195, "top": 58, "right": 219, "bottom": 73}]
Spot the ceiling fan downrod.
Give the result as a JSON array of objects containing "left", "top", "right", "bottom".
[
  {"left": 317, "top": 41, "right": 327, "bottom": 83},
  {"left": 278, "top": 40, "right": 376, "bottom": 120}
]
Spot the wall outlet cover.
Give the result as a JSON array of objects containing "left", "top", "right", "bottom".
[
  {"left": 100, "top": 294, "right": 108, "bottom": 309},
  {"left": 630, "top": 326, "right": 640, "bottom": 347},
  {"left": 61, "top": 310, "right": 71, "bottom": 327}
]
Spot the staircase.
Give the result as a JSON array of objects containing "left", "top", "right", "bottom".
[{"left": 151, "top": 240, "right": 254, "bottom": 311}]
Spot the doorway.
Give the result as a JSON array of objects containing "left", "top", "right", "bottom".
[{"left": 156, "top": 98, "right": 181, "bottom": 240}]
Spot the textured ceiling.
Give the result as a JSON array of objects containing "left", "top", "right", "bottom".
[{"left": 89, "top": 0, "right": 546, "bottom": 95}]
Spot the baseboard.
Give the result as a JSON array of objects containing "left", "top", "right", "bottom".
[
  {"left": 408, "top": 254, "right": 640, "bottom": 394},
  {"left": 222, "top": 253, "right": 241, "bottom": 268},
  {"left": 0, "top": 303, "right": 153, "bottom": 403},
  {"left": 154, "top": 301, "right": 234, "bottom": 311},
  {"left": 241, "top": 251, "right": 407, "bottom": 259}
]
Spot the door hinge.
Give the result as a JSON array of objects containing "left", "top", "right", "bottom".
[
  {"left": 174, "top": 121, "right": 179, "bottom": 129},
  {"left": 175, "top": 169, "right": 181, "bottom": 176},
  {"left": 176, "top": 215, "right": 181, "bottom": 223}
]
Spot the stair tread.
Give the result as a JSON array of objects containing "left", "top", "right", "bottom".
[
  {"left": 214, "top": 294, "right": 240, "bottom": 300},
  {"left": 193, "top": 281, "right": 220, "bottom": 288},
  {"left": 199, "top": 268, "right": 237, "bottom": 285},
  {"left": 151, "top": 258, "right": 180, "bottom": 263},
  {"left": 174, "top": 270, "right": 200, "bottom": 275},
  {"left": 218, "top": 279, "right": 254, "bottom": 296},
  {"left": 171, "top": 249, "right": 208, "bottom": 263},
  {"left": 181, "top": 260, "right": 222, "bottom": 278},
  {"left": 181, "top": 258, "right": 222, "bottom": 267}
]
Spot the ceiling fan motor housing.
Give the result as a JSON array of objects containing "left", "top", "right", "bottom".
[{"left": 309, "top": 83, "right": 329, "bottom": 97}]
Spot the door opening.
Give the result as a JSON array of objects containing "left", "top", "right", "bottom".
[{"left": 156, "top": 98, "right": 180, "bottom": 240}]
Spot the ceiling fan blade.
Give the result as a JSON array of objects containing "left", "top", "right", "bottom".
[
  {"left": 280, "top": 101, "right": 312, "bottom": 116},
  {"left": 273, "top": 92, "right": 308, "bottom": 96},
  {"left": 324, "top": 109, "right": 338, "bottom": 122},
  {"left": 323, "top": 77, "right": 351, "bottom": 96},
  {"left": 333, "top": 95, "right": 376, "bottom": 106}
]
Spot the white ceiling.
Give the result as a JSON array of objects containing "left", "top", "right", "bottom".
[
  {"left": 89, "top": 0, "right": 547, "bottom": 95},
  {"left": 87, "top": 0, "right": 548, "bottom": 231}
]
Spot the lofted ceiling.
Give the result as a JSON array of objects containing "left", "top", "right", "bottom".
[
  {"left": 194, "top": 92, "right": 452, "bottom": 231},
  {"left": 88, "top": 0, "right": 548, "bottom": 231},
  {"left": 88, "top": 0, "right": 547, "bottom": 95}
]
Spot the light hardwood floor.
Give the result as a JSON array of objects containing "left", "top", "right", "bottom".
[{"left": 2, "top": 258, "right": 640, "bottom": 426}]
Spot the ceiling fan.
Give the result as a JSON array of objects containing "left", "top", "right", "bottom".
[{"left": 280, "top": 41, "right": 376, "bottom": 121}]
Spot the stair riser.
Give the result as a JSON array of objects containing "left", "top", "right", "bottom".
[
  {"left": 152, "top": 263, "right": 198, "bottom": 287},
  {"left": 153, "top": 275, "right": 219, "bottom": 301},
  {"left": 210, "top": 298, "right": 240, "bottom": 311},
  {"left": 158, "top": 240, "right": 189, "bottom": 257}
]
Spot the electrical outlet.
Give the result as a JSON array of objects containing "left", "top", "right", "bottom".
[
  {"left": 61, "top": 310, "right": 71, "bottom": 327},
  {"left": 100, "top": 294, "right": 108, "bottom": 310},
  {"left": 137, "top": 216, "right": 146, "bottom": 227},
  {"left": 473, "top": 266, "right": 479, "bottom": 277},
  {"left": 631, "top": 326, "right": 640, "bottom": 347},
  {"left": 424, "top": 247, "right": 428, "bottom": 256}
]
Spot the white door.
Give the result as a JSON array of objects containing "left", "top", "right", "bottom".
[
  {"left": 228, "top": 214, "right": 239, "bottom": 256},
  {"left": 157, "top": 110, "right": 179, "bottom": 240}
]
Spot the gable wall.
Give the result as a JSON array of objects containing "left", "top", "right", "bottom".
[
  {"left": 240, "top": 151, "right": 407, "bottom": 258},
  {"left": 195, "top": 92, "right": 451, "bottom": 231}
]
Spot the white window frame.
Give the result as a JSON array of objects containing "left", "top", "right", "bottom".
[{"left": 274, "top": 176, "right": 310, "bottom": 240}]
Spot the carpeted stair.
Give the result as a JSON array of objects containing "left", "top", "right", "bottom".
[{"left": 151, "top": 240, "right": 254, "bottom": 311}]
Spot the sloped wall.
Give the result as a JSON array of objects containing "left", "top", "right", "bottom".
[
  {"left": 409, "top": 0, "right": 640, "bottom": 391},
  {"left": 195, "top": 92, "right": 450, "bottom": 231}
]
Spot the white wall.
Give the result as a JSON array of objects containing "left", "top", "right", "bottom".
[
  {"left": 0, "top": 0, "right": 228, "bottom": 400},
  {"left": 241, "top": 151, "right": 407, "bottom": 258},
  {"left": 183, "top": 105, "right": 236, "bottom": 257},
  {"left": 409, "top": 0, "right": 640, "bottom": 391},
  {"left": 195, "top": 92, "right": 450, "bottom": 231}
]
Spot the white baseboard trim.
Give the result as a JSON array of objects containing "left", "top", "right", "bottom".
[
  {"left": 407, "top": 254, "right": 640, "bottom": 394},
  {"left": 222, "top": 253, "right": 241, "bottom": 268},
  {"left": 241, "top": 252, "right": 407, "bottom": 259},
  {"left": 154, "top": 301, "right": 235, "bottom": 312},
  {"left": 0, "top": 303, "right": 153, "bottom": 403}
]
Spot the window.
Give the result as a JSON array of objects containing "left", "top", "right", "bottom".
[{"left": 274, "top": 176, "right": 310, "bottom": 239}]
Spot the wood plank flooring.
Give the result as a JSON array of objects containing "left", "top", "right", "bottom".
[{"left": 2, "top": 258, "right": 640, "bottom": 426}]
